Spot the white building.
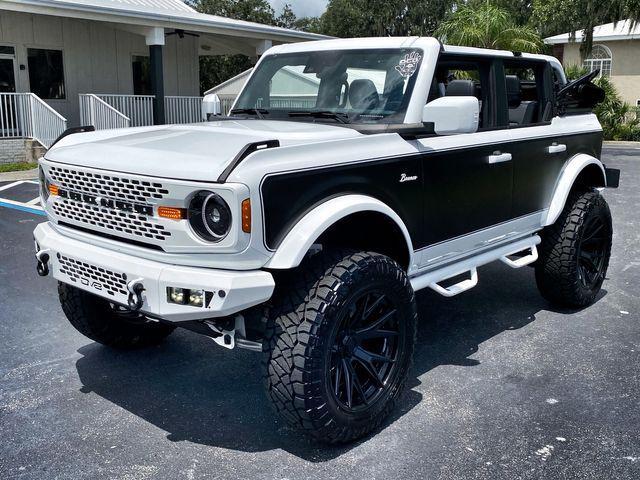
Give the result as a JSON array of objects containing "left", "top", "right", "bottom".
[{"left": 0, "top": 0, "right": 325, "bottom": 161}]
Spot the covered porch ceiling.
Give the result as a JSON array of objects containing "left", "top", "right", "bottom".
[{"left": 0, "top": 0, "right": 329, "bottom": 56}]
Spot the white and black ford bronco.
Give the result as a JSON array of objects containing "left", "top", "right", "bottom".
[{"left": 34, "top": 37, "right": 620, "bottom": 443}]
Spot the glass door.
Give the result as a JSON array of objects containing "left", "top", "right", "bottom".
[
  {"left": 0, "top": 46, "right": 16, "bottom": 92},
  {"left": 0, "top": 48, "right": 19, "bottom": 137}
]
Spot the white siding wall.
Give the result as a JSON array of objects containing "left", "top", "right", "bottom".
[{"left": 0, "top": 10, "right": 200, "bottom": 126}]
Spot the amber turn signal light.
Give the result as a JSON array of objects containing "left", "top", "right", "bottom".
[
  {"left": 48, "top": 184, "right": 59, "bottom": 196},
  {"left": 158, "top": 206, "right": 186, "bottom": 220},
  {"left": 242, "top": 199, "right": 251, "bottom": 233}
]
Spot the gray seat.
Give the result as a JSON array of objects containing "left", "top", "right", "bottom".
[
  {"left": 506, "top": 75, "right": 538, "bottom": 125},
  {"left": 348, "top": 79, "right": 380, "bottom": 111},
  {"left": 445, "top": 79, "right": 475, "bottom": 97}
]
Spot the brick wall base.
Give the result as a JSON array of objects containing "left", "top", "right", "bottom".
[{"left": 0, "top": 139, "right": 46, "bottom": 164}]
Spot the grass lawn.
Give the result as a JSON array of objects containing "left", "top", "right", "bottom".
[{"left": 0, "top": 162, "right": 37, "bottom": 173}]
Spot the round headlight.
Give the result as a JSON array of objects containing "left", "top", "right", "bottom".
[{"left": 188, "top": 191, "right": 232, "bottom": 242}]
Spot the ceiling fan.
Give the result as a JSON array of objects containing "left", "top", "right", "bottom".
[{"left": 165, "top": 29, "right": 200, "bottom": 39}]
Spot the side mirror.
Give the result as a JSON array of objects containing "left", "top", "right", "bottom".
[
  {"left": 422, "top": 96, "right": 480, "bottom": 135},
  {"left": 557, "top": 70, "right": 605, "bottom": 114},
  {"left": 202, "top": 93, "right": 222, "bottom": 120}
]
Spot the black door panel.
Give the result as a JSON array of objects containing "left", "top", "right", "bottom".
[
  {"left": 419, "top": 143, "right": 513, "bottom": 246},
  {"left": 510, "top": 131, "right": 603, "bottom": 217},
  {"left": 261, "top": 157, "right": 423, "bottom": 250}
]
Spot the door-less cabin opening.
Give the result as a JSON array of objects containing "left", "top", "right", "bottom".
[
  {"left": 426, "top": 54, "right": 495, "bottom": 130},
  {"left": 502, "top": 60, "right": 552, "bottom": 127}
]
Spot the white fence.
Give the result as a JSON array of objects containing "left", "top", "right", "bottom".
[
  {"left": 0, "top": 93, "right": 67, "bottom": 148},
  {"left": 81, "top": 94, "right": 204, "bottom": 129},
  {"left": 80, "top": 94, "right": 130, "bottom": 130},
  {"left": 165, "top": 96, "right": 203, "bottom": 124},
  {"left": 97, "top": 94, "right": 155, "bottom": 128}
]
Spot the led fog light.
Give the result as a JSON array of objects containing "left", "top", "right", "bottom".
[
  {"left": 189, "top": 290, "right": 204, "bottom": 307},
  {"left": 167, "top": 287, "right": 205, "bottom": 307}
]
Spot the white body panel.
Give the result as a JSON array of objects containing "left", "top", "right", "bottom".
[
  {"left": 34, "top": 222, "right": 274, "bottom": 321},
  {"left": 543, "top": 153, "right": 607, "bottom": 226}
]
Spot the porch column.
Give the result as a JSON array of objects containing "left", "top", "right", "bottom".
[{"left": 146, "top": 27, "right": 165, "bottom": 125}]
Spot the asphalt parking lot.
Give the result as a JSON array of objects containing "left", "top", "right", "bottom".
[{"left": 0, "top": 146, "right": 638, "bottom": 480}]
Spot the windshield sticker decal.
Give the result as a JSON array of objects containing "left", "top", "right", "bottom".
[{"left": 395, "top": 51, "right": 422, "bottom": 79}]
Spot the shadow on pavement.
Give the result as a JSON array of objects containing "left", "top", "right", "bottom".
[{"left": 74, "top": 261, "right": 606, "bottom": 462}]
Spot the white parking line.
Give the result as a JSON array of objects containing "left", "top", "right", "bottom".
[
  {"left": 0, "top": 180, "right": 26, "bottom": 192},
  {"left": 0, "top": 180, "right": 45, "bottom": 215},
  {"left": 0, "top": 197, "right": 44, "bottom": 211}
]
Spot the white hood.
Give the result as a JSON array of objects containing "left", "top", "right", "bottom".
[{"left": 45, "top": 120, "right": 362, "bottom": 182}]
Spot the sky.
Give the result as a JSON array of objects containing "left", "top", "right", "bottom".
[{"left": 268, "top": 0, "right": 328, "bottom": 18}]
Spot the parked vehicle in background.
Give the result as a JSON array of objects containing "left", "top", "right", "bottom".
[{"left": 34, "top": 37, "right": 618, "bottom": 443}]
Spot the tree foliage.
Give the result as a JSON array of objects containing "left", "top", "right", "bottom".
[
  {"left": 190, "top": 0, "right": 323, "bottom": 93},
  {"left": 436, "top": 1, "right": 544, "bottom": 52},
  {"left": 531, "top": 0, "right": 640, "bottom": 58},
  {"left": 188, "top": 0, "right": 276, "bottom": 24},
  {"left": 188, "top": 0, "right": 277, "bottom": 94},
  {"left": 319, "top": 0, "right": 452, "bottom": 37}
]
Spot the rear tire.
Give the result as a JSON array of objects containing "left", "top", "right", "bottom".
[
  {"left": 58, "top": 282, "right": 175, "bottom": 349},
  {"left": 535, "top": 189, "right": 612, "bottom": 308},
  {"left": 263, "top": 250, "right": 416, "bottom": 444}
]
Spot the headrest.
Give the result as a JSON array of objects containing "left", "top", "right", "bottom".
[
  {"left": 446, "top": 79, "right": 475, "bottom": 97},
  {"left": 349, "top": 79, "right": 380, "bottom": 110},
  {"left": 506, "top": 75, "right": 522, "bottom": 108}
]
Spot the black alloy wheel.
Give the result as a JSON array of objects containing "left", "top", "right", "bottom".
[
  {"left": 535, "top": 188, "right": 613, "bottom": 308},
  {"left": 263, "top": 250, "right": 417, "bottom": 443},
  {"left": 328, "top": 291, "right": 402, "bottom": 411},
  {"left": 577, "top": 214, "right": 610, "bottom": 289}
]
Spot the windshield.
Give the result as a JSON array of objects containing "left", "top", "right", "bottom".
[{"left": 233, "top": 49, "right": 423, "bottom": 124}]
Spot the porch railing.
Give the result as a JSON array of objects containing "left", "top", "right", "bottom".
[
  {"left": 81, "top": 94, "right": 205, "bottom": 129},
  {"left": 97, "top": 94, "right": 155, "bottom": 128},
  {"left": 79, "top": 94, "right": 130, "bottom": 130},
  {"left": 165, "top": 96, "right": 203, "bottom": 124},
  {"left": 0, "top": 93, "right": 67, "bottom": 148}
]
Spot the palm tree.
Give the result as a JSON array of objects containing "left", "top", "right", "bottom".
[{"left": 436, "top": 1, "right": 544, "bottom": 53}]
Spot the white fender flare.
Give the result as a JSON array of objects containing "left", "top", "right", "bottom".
[
  {"left": 264, "top": 194, "right": 415, "bottom": 270},
  {"left": 543, "top": 154, "right": 606, "bottom": 227}
]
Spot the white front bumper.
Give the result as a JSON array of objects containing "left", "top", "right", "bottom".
[{"left": 34, "top": 222, "right": 275, "bottom": 322}]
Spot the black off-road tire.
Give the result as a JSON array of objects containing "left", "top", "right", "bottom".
[
  {"left": 263, "top": 250, "right": 417, "bottom": 444},
  {"left": 535, "top": 188, "right": 612, "bottom": 308},
  {"left": 58, "top": 282, "right": 175, "bottom": 349}
]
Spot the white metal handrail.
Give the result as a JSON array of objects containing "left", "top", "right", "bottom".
[
  {"left": 96, "top": 94, "right": 154, "bottom": 127},
  {"left": 0, "top": 93, "right": 67, "bottom": 148},
  {"left": 79, "top": 94, "right": 130, "bottom": 130},
  {"left": 165, "top": 96, "right": 203, "bottom": 124}
]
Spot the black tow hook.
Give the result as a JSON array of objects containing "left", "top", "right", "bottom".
[
  {"left": 35, "top": 250, "right": 50, "bottom": 277},
  {"left": 126, "top": 279, "right": 145, "bottom": 311}
]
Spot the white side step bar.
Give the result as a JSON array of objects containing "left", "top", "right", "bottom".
[
  {"left": 500, "top": 245, "right": 538, "bottom": 268},
  {"left": 410, "top": 235, "right": 541, "bottom": 297}
]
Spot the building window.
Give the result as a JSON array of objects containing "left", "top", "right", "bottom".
[
  {"left": 132, "top": 56, "right": 152, "bottom": 95},
  {"left": 27, "top": 48, "right": 66, "bottom": 99},
  {"left": 583, "top": 45, "right": 612, "bottom": 77}
]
